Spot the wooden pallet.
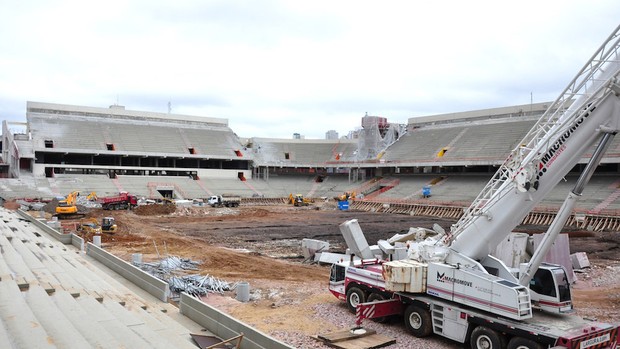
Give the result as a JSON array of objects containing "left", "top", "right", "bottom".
[{"left": 315, "top": 328, "right": 395, "bottom": 349}]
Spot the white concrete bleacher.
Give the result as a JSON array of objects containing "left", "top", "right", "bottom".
[
  {"left": 50, "top": 174, "right": 119, "bottom": 197},
  {"left": 377, "top": 175, "right": 445, "bottom": 199},
  {"left": 260, "top": 174, "right": 317, "bottom": 197},
  {"left": 382, "top": 119, "right": 536, "bottom": 163},
  {"left": 382, "top": 126, "right": 467, "bottom": 162},
  {"left": 257, "top": 174, "right": 358, "bottom": 198},
  {"left": 28, "top": 114, "right": 107, "bottom": 151},
  {"left": 197, "top": 177, "right": 258, "bottom": 197},
  {"left": 251, "top": 138, "right": 358, "bottom": 166},
  {"left": 0, "top": 207, "right": 205, "bottom": 348},
  {"left": 28, "top": 112, "right": 246, "bottom": 159},
  {"left": 182, "top": 127, "right": 246, "bottom": 158},
  {"left": 118, "top": 175, "right": 268, "bottom": 199},
  {"left": 310, "top": 175, "right": 359, "bottom": 198},
  {"left": 0, "top": 176, "right": 56, "bottom": 199},
  {"left": 367, "top": 173, "right": 620, "bottom": 213},
  {"left": 441, "top": 120, "right": 534, "bottom": 161}
]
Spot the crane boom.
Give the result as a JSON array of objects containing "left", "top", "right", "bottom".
[{"left": 447, "top": 25, "right": 620, "bottom": 261}]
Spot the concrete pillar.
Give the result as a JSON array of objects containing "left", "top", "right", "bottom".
[{"left": 93, "top": 235, "right": 101, "bottom": 247}]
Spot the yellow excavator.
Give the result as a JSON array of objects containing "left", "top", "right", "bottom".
[
  {"left": 78, "top": 218, "right": 102, "bottom": 235},
  {"left": 55, "top": 191, "right": 82, "bottom": 218}
]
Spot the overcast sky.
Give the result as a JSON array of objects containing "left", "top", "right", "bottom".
[{"left": 0, "top": 1, "right": 618, "bottom": 139}]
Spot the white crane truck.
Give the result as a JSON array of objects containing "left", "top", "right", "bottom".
[{"left": 329, "top": 24, "right": 620, "bottom": 349}]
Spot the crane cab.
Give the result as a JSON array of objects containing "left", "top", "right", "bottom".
[{"left": 527, "top": 263, "right": 572, "bottom": 313}]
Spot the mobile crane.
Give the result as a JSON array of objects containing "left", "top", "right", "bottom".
[{"left": 329, "top": 24, "right": 620, "bottom": 349}]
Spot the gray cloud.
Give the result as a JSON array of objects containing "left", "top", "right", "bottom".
[{"left": 1, "top": 1, "right": 618, "bottom": 139}]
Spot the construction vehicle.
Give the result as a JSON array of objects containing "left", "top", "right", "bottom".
[
  {"left": 207, "top": 195, "right": 241, "bottom": 208},
  {"left": 55, "top": 191, "right": 82, "bottom": 218},
  {"left": 75, "top": 217, "right": 117, "bottom": 235},
  {"left": 336, "top": 191, "right": 356, "bottom": 202},
  {"left": 99, "top": 192, "right": 138, "bottom": 210},
  {"left": 101, "top": 216, "right": 118, "bottom": 233},
  {"left": 289, "top": 193, "right": 312, "bottom": 206},
  {"left": 329, "top": 25, "right": 620, "bottom": 349},
  {"left": 78, "top": 218, "right": 102, "bottom": 235}
]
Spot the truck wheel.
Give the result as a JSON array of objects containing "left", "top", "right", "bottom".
[
  {"left": 470, "top": 326, "right": 506, "bottom": 349},
  {"left": 346, "top": 287, "right": 366, "bottom": 313},
  {"left": 404, "top": 304, "right": 432, "bottom": 337},
  {"left": 507, "top": 337, "right": 543, "bottom": 349}
]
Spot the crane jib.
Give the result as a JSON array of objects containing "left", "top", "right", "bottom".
[{"left": 538, "top": 105, "right": 595, "bottom": 177}]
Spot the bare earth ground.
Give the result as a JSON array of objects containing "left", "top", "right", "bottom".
[{"left": 69, "top": 202, "right": 620, "bottom": 348}]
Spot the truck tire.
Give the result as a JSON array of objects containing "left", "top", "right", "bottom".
[
  {"left": 346, "top": 287, "right": 366, "bottom": 313},
  {"left": 470, "top": 326, "right": 506, "bottom": 349},
  {"left": 507, "top": 337, "right": 543, "bottom": 349},
  {"left": 367, "top": 293, "right": 388, "bottom": 323},
  {"left": 404, "top": 304, "right": 432, "bottom": 337}
]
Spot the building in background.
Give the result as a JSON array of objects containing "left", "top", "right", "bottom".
[{"left": 325, "top": 130, "right": 338, "bottom": 140}]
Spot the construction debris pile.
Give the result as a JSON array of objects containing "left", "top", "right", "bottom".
[
  {"left": 134, "top": 203, "right": 177, "bottom": 216},
  {"left": 134, "top": 255, "right": 236, "bottom": 297},
  {"left": 169, "top": 275, "right": 234, "bottom": 296}
]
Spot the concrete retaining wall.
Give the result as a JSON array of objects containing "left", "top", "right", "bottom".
[
  {"left": 179, "top": 292, "right": 294, "bottom": 349},
  {"left": 71, "top": 234, "right": 84, "bottom": 250},
  {"left": 85, "top": 242, "right": 170, "bottom": 302},
  {"left": 16, "top": 210, "right": 72, "bottom": 244}
]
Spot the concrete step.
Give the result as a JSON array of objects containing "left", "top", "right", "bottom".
[
  {"left": 52, "top": 289, "right": 122, "bottom": 349},
  {"left": 0, "top": 235, "right": 37, "bottom": 286},
  {"left": 24, "top": 284, "right": 92, "bottom": 349},
  {"left": 77, "top": 296, "right": 154, "bottom": 348},
  {"left": 0, "top": 279, "right": 55, "bottom": 348}
]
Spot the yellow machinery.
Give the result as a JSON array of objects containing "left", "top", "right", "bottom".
[
  {"left": 78, "top": 218, "right": 102, "bottom": 235},
  {"left": 101, "top": 217, "right": 118, "bottom": 233},
  {"left": 55, "top": 191, "right": 80, "bottom": 217},
  {"left": 289, "top": 193, "right": 311, "bottom": 207},
  {"left": 336, "top": 191, "right": 356, "bottom": 202},
  {"left": 78, "top": 217, "right": 117, "bottom": 235}
]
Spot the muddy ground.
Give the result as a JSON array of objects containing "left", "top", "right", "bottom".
[{"left": 54, "top": 201, "right": 620, "bottom": 346}]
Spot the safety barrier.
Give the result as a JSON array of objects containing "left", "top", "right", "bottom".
[
  {"left": 85, "top": 242, "right": 170, "bottom": 302},
  {"left": 179, "top": 292, "right": 294, "bottom": 349},
  {"left": 241, "top": 197, "right": 287, "bottom": 205},
  {"left": 15, "top": 210, "right": 72, "bottom": 244}
]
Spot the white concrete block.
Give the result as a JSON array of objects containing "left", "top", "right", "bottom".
[
  {"left": 571, "top": 252, "right": 590, "bottom": 269},
  {"left": 339, "top": 219, "right": 374, "bottom": 259},
  {"left": 301, "top": 239, "right": 330, "bottom": 260}
]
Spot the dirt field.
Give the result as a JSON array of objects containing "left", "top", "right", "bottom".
[{"left": 65, "top": 201, "right": 620, "bottom": 347}]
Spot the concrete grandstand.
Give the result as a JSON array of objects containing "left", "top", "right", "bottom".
[{"left": 2, "top": 100, "right": 620, "bottom": 220}]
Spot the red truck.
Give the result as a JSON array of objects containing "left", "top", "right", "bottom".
[{"left": 99, "top": 192, "right": 138, "bottom": 210}]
